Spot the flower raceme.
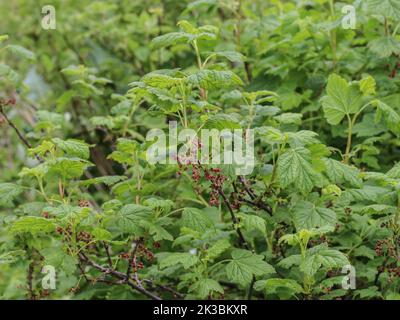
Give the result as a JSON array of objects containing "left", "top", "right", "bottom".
[{"left": 146, "top": 121, "right": 255, "bottom": 175}]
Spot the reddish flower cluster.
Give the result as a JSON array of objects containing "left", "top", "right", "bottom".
[
  {"left": 375, "top": 239, "right": 396, "bottom": 257},
  {"left": 136, "top": 243, "right": 155, "bottom": 261},
  {"left": 229, "top": 192, "right": 241, "bottom": 210},
  {"left": 119, "top": 252, "right": 130, "bottom": 260},
  {"left": 77, "top": 231, "right": 92, "bottom": 243},
  {"left": 119, "top": 252, "right": 144, "bottom": 272},
  {"left": 130, "top": 260, "right": 144, "bottom": 273},
  {"left": 78, "top": 200, "right": 90, "bottom": 207},
  {"left": 388, "top": 63, "right": 400, "bottom": 79},
  {"left": 56, "top": 225, "right": 72, "bottom": 235},
  {"left": 177, "top": 158, "right": 227, "bottom": 207},
  {"left": 0, "top": 96, "right": 16, "bottom": 106},
  {"left": 321, "top": 286, "right": 332, "bottom": 294},
  {"left": 308, "top": 235, "right": 330, "bottom": 247},
  {"left": 42, "top": 211, "right": 50, "bottom": 219},
  {"left": 120, "top": 242, "right": 156, "bottom": 272},
  {"left": 55, "top": 224, "right": 93, "bottom": 244},
  {"left": 153, "top": 241, "right": 161, "bottom": 249},
  {"left": 327, "top": 270, "right": 337, "bottom": 278},
  {"left": 191, "top": 164, "right": 201, "bottom": 183},
  {"left": 344, "top": 207, "right": 352, "bottom": 215},
  {"left": 387, "top": 265, "right": 400, "bottom": 278},
  {"left": 204, "top": 168, "right": 226, "bottom": 206},
  {"left": 374, "top": 236, "right": 400, "bottom": 281}
]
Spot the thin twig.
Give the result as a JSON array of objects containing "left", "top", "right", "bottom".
[
  {"left": 238, "top": 176, "right": 273, "bottom": 215},
  {"left": 218, "top": 188, "right": 249, "bottom": 250},
  {"left": 143, "top": 279, "right": 184, "bottom": 299},
  {"left": 27, "top": 261, "right": 35, "bottom": 300},
  {"left": 126, "top": 239, "right": 142, "bottom": 279},
  {"left": 103, "top": 242, "right": 113, "bottom": 267},
  {"left": 79, "top": 252, "right": 161, "bottom": 300},
  {"left": 1, "top": 105, "right": 31, "bottom": 149}
]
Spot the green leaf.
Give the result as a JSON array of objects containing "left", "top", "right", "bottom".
[
  {"left": 142, "top": 73, "right": 184, "bottom": 89},
  {"left": 226, "top": 249, "right": 275, "bottom": 285},
  {"left": 257, "top": 126, "right": 286, "bottom": 144},
  {"left": 353, "top": 245, "right": 376, "bottom": 259},
  {"left": 190, "top": 278, "right": 224, "bottom": 298},
  {"left": 254, "top": 278, "right": 304, "bottom": 294},
  {"left": 151, "top": 32, "right": 190, "bottom": 49},
  {"left": 204, "top": 239, "right": 230, "bottom": 261},
  {"left": 386, "top": 292, "right": 400, "bottom": 300},
  {"left": 302, "top": 244, "right": 349, "bottom": 276},
  {"left": 369, "top": 37, "right": 400, "bottom": 58},
  {"left": 41, "top": 246, "right": 78, "bottom": 274},
  {"left": 148, "top": 223, "right": 174, "bottom": 241},
  {"left": 0, "top": 34, "right": 9, "bottom": 43},
  {"left": 56, "top": 90, "right": 74, "bottom": 111},
  {"left": 187, "top": 70, "right": 243, "bottom": 90},
  {"left": 143, "top": 198, "right": 174, "bottom": 214},
  {"left": 92, "top": 228, "right": 112, "bottom": 241},
  {"left": 292, "top": 200, "right": 337, "bottom": 230},
  {"left": 110, "top": 100, "right": 132, "bottom": 116},
  {"left": 52, "top": 138, "right": 91, "bottom": 159},
  {"left": 238, "top": 213, "right": 266, "bottom": 234},
  {"left": 61, "top": 65, "right": 86, "bottom": 77},
  {"left": 277, "top": 147, "right": 321, "bottom": 195},
  {"left": 187, "top": 0, "right": 218, "bottom": 10},
  {"left": 181, "top": 207, "right": 214, "bottom": 232},
  {"left": 79, "top": 175, "right": 127, "bottom": 187},
  {"left": 373, "top": 99, "right": 400, "bottom": 135},
  {"left": 279, "top": 226, "right": 335, "bottom": 247},
  {"left": 277, "top": 254, "right": 302, "bottom": 269},
  {"left": 5, "top": 45, "right": 35, "bottom": 60},
  {"left": 359, "top": 76, "right": 376, "bottom": 96},
  {"left": 359, "top": 204, "right": 397, "bottom": 216},
  {"left": 278, "top": 233, "right": 298, "bottom": 246},
  {"left": 159, "top": 252, "right": 199, "bottom": 269},
  {"left": 0, "top": 250, "right": 25, "bottom": 265},
  {"left": 340, "top": 186, "right": 389, "bottom": 203},
  {"left": 366, "top": 0, "right": 400, "bottom": 20},
  {"left": 287, "top": 130, "right": 319, "bottom": 148},
  {"left": 274, "top": 112, "right": 302, "bottom": 125},
  {"left": 387, "top": 162, "right": 400, "bottom": 178},
  {"left": 203, "top": 113, "right": 241, "bottom": 130},
  {"left": 90, "top": 116, "right": 115, "bottom": 129},
  {"left": 48, "top": 157, "right": 93, "bottom": 179},
  {"left": 29, "top": 140, "right": 55, "bottom": 157},
  {"left": 0, "top": 63, "right": 11, "bottom": 77},
  {"left": 0, "top": 183, "right": 23, "bottom": 207},
  {"left": 323, "top": 158, "right": 362, "bottom": 187},
  {"left": 11, "top": 216, "right": 55, "bottom": 235},
  {"left": 322, "top": 74, "right": 363, "bottom": 125},
  {"left": 113, "top": 204, "right": 152, "bottom": 234},
  {"left": 354, "top": 286, "right": 383, "bottom": 299},
  {"left": 210, "top": 51, "right": 245, "bottom": 63}
]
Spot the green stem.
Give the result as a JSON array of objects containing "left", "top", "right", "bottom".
[
  {"left": 193, "top": 40, "right": 202, "bottom": 70},
  {"left": 384, "top": 18, "right": 389, "bottom": 37},
  {"left": 192, "top": 40, "right": 207, "bottom": 100},
  {"left": 344, "top": 114, "right": 353, "bottom": 164},
  {"left": 392, "top": 23, "right": 400, "bottom": 37},
  {"left": 344, "top": 102, "right": 373, "bottom": 164},
  {"left": 122, "top": 105, "right": 137, "bottom": 137},
  {"left": 299, "top": 241, "right": 313, "bottom": 296},
  {"left": 329, "top": 0, "right": 337, "bottom": 70},
  {"left": 271, "top": 141, "right": 286, "bottom": 184}
]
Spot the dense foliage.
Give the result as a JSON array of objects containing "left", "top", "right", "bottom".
[{"left": 0, "top": 0, "right": 400, "bottom": 300}]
